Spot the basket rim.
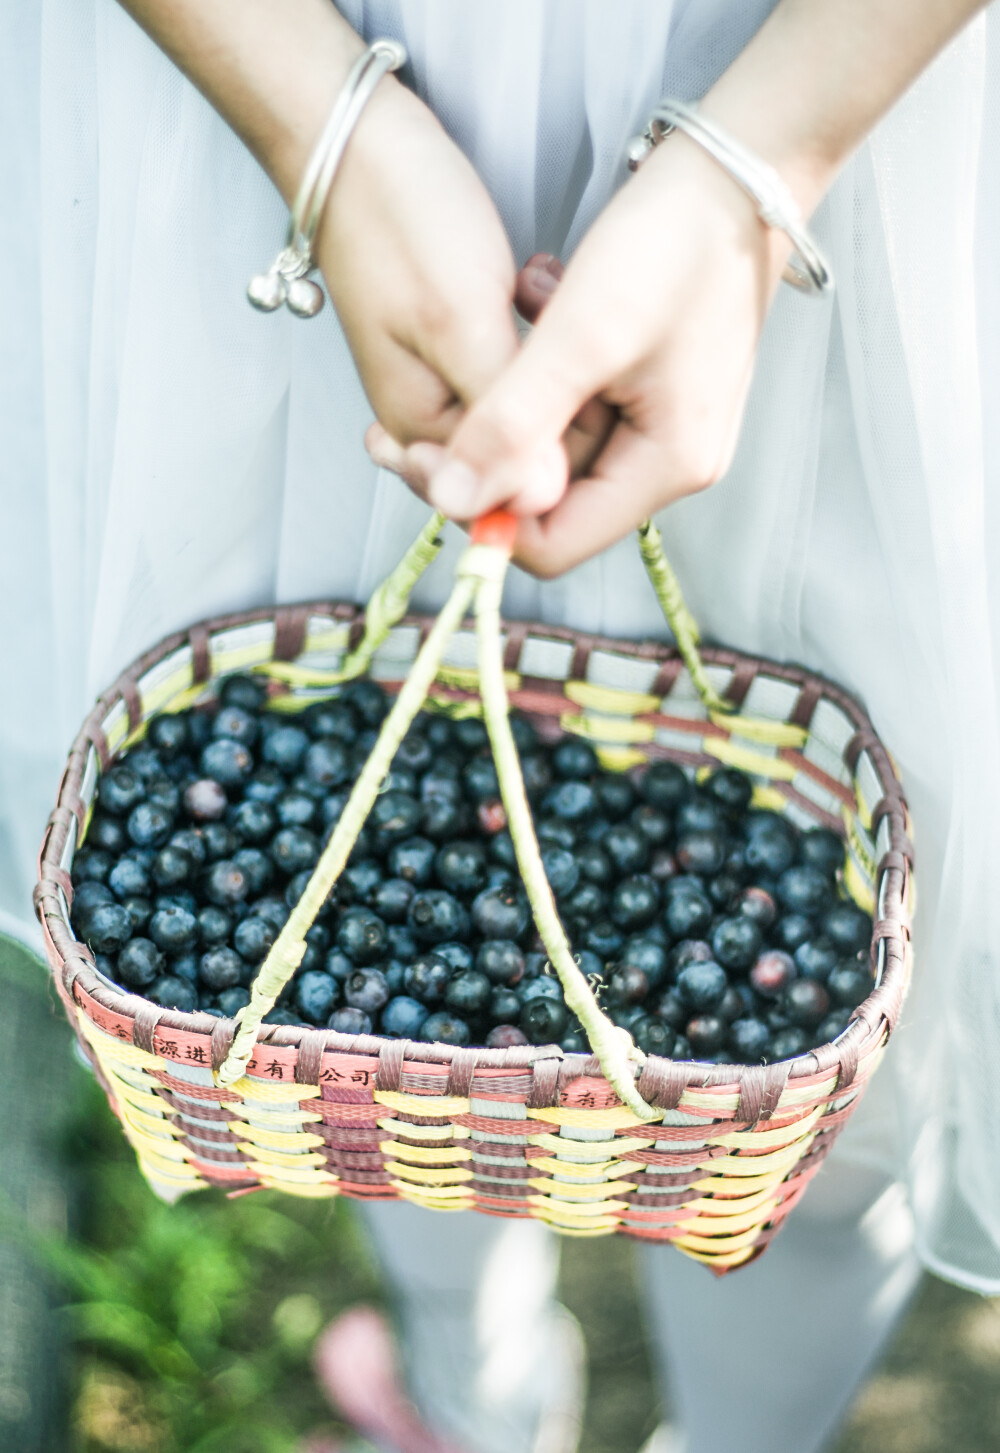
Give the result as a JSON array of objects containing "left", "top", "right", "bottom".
[{"left": 34, "top": 597, "right": 913, "bottom": 1118}]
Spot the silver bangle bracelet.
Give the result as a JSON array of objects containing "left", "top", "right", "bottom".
[
  {"left": 626, "top": 98, "right": 833, "bottom": 297},
  {"left": 248, "top": 38, "right": 407, "bottom": 318}
]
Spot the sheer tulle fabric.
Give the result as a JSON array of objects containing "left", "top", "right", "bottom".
[{"left": 3, "top": 0, "right": 999, "bottom": 1288}]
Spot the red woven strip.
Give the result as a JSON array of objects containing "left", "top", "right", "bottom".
[
  {"left": 777, "top": 748, "right": 857, "bottom": 809},
  {"left": 312, "top": 1103, "right": 383, "bottom": 1125},
  {"left": 190, "top": 1158, "right": 254, "bottom": 1180},
  {"left": 151, "top": 1071, "right": 241, "bottom": 1102},
  {"left": 456, "top": 1113, "right": 557, "bottom": 1135}
]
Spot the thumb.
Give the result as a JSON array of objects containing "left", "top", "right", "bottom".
[{"left": 415, "top": 307, "right": 605, "bottom": 520}]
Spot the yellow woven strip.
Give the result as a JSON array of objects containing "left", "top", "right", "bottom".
[
  {"left": 563, "top": 681, "right": 661, "bottom": 716},
  {"left": 530, "top": 1157, "right": 629, "bottom": 1179},
  {"left": 703, "top": 737, "right": 797, "bottom": 780},
  {"left": 229, "top": 1122, "right": 326, "bottom": 1152},
  {"left": 528, "top": 1194, "right": 630, "bottom": 1219},
  {"left": 392, "top": 1181, "right": 474, "bottom": 1204},
  {"left": 425, "top": 693, "right": 484, "bottom": 720},
  {"left": 527, "top": 1133, "right": 657, "bottom": 1159},
  {"left": 78, "top": 1015, "right": 163, "bottom": 1072},
  {"left": 684, "top": 1184, "right": 780, "bottom": 1218},
  {"left": 677, "top": 1243, "right": 756, "bottom": 1269},
  {"left": 707, "top": 1104, "right": 823, "bottom": 1151},
  {"left": 678, "top": 1199, "right": 779, "bottom": 1238},
  {"left": 226, "top": 1077, "right": 322, "bottom": 1104},
  {"left": 595, "top": 745, "right": 648, "bottom": 771},
  {"left": 236, "top": 1144, "right": 327, "bottom": 1169},
  {"left": 375, "top": 1091, "right": 470, "bottom": 1118},
  {"left": 114, "top": 1082, "right": 178, "bottom": 1117},
  {"left": 527, "top": 1105, "right": 659, "bottom": 1131},
  {"left": 244, "top": 1160, "right": 336, "bottom": 1184},
  {"left": 527, "top": 1177, "right": 635, "bottom": 1201},
  {"left": 843, "top": 850, "right": 876, "bottom": 914},
  {"left": 690, "top": 1167, "right": 790, "bottom": 1197},
  {"left": 698, "top": 1136, "right": 814, "bottom": 1178},
  {"left": 537, "top": 1218, "right": 619, "bottom": 1237},
  {"left": 384, "top": 1162, "right": 474, "bottom": 1187},
  {"left": 377, "top": 1118, "right": 470, "bottom": 1142},
  {"left": 259, "top": 1178, "right": 339, "bottom": 1199},
  {"left": 380, "top": 1141, "right": 473, "bottom": 1166},
  {"left": 750, "top": 783, "right": 790, "bottom": 812},
  {"left": 227, "top": 1108, "right": 324, "bottom": 1132},
  {"left": 137, "top": 1153, "right": 203, "bottom": 1183},
  {"left": 119, "top": 1104, "right": 183, "bottom": 1142},
  {"left": 673, "top": 1222, "right": 764, "bottom": 1255},
  {"left": 559, "top": 712, "right": 656, "bottom": 746},
  {"left": 436, "top": 664, "right": 520, "bottom": 693},
  {"left": 259, "top": 662, "right": 351, "bottom": 688},
  {"left": 709, "top": 713, "right": 807, "bottom": 747}
]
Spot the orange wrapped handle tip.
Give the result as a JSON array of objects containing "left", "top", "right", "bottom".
[{"left": 470, "top": 509, "right": 518, "bottom": 553}]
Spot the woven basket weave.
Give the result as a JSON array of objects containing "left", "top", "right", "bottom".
[{"left": 34, "top": 598, "right": 913, "bottom": 1272}]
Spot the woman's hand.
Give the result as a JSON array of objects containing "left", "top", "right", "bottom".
[{"left": 318, "top": 78, "right": 520, "bottom": 448}]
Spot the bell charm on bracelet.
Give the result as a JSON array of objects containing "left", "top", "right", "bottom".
[{"left": 247, "top": 247, "right": 325, "bottom": 318}]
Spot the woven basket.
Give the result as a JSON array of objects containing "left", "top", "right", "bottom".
[{"left": 35, "top": 572, "right": 913, "bottom": 1272}]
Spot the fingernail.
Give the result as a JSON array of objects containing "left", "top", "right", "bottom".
[
  {"left": 527, "top": 266, "right": 559, "bottom": 297},
  {"left": 427, "top": 457, "right": 482, "bottom": 517}
]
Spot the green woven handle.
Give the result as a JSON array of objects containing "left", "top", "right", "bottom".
[{"left": 216, "top": 512, "right": 719, "bottom": 1115}]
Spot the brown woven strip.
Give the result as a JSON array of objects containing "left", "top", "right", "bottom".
[
  {"left": 210, "top": 1019, "right": 236, "bottom": 1073},
  {"left": 376, "top": 1040, "right": 407, "bottom": 1092},
  {"left": 83, "top": 719, "right": 111, "bottom": 772},
  {"left": 446, "top": 1047, "right": 481, "bottom": 1098},
  {"left": 527, "top": 1056, "right": 562, "bottom": 1109},
  {"left": 188, "top": 624, "right": 211, "bottom": 684},
  {"left": 844, "top": 727, "right": 881, "bottom": 775},
  {"left": 503, "top": 621, "right": 530, "bottom": 672},
  {"left": 790, "top": 679, "right": 824, "bottom": 729},
  {"left": 118, "top": 678, "right": 143, "bottom": 733},
  {"left": 723, "top": 659, "right": 757, "bottom": 711},
  {"left": 131, "top": 1002, "right": 161, "bottom": 1055},
  {"left": 295, "top": 1029, "right": 328, "bottom": 1086},
  {"left": 734, "top": 1062, "right": 791, "bottom": 1125},
  {"left": 652, "top": 657, "right": 683, "bottom": 699},
  {"left": 636, "top": 1057, "right": 690, "bottom": 1111},
  {"left": 274, "top": 607, "right": 309, "bottom": 662}
]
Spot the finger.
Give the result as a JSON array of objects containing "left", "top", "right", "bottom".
[
  {"left": 514, "top": 253, "right": 564, "bottom": 324},
  {"left": 407, "top": 278, "right": 522, "bottom": 410}
]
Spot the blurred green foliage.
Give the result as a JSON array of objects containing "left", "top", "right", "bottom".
[{"left": 16, "top": 1068, "right": 383, "bottom": 1453}]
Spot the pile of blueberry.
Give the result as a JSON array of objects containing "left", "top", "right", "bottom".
[{"left": 68, "top": 674, "right": 874, "bottom": 1065}]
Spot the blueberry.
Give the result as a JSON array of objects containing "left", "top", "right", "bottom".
[
  {"left": 640, "top": 762, "right": 689, "bottom": 812},
  {"left": 121, "top": 896, "right": 153, "bottom": 933},
  {"left": 471, "top": 884, "right": 529, "bottom": 941},
  {"left": 718, "top": 985, "right": 747, "bottom": 1023},
  {"left": 213, "top": 705, "right": 259, "bottom": 748},
  {"left": 793, "top": 938, "right": 840, "bottom": 982},
  {"left": 199, "top": 738, "right": 254, "bottom": 789},
  {"left": 127, "top": 748, "right": 166, "bottom": 785},
  {"left": 799, "top": 828, "right": 845, "bottom": 876},
  {"left": 218, "top": 986, "right": 251, "bottom": 1017},
  {"left": 708, "top": 872, "right": 742, "bottom": 910},
  {"left": 381, "top": 996, "right": 429, "bottom": 1038},
  {"left": 749, "top": 950, "right": 797, "bottom": 999},
  {"left": 729, "top": 1017, "right": 771, "bottom": 1062},
  {"left": 420, "top": 1011, "right": 471, "bottom": 1047},
  {"left": 509, "top": 717, "right": 537, "bottom": 754},
  {"left": 115, "top": 937, "right": 164, "bottom": 988},
  {"left": 421, "top": 796, "right": 468, "bottom": 842},
  {"left": 584, "top": 920, "right": 624, "bottom": 959},
  {"left": 146, "top": 779, "right": 181, "bottom": 817},
  {"left": 745, "top": 818, "right": 797, "bottom": 878},
  {"left": 672, "top": 1035, "right": 693, "bottom": 1060},
  {"left": 184, "top": 714, "right": 213, "bottom": 751},
  {"left": 563, "top": 882, "right": 607, "bottom": 925},
  {"left": 451, "top": 718, "right": 488, "bottom": 753},
  {"left": 676, "top": 797, "right": 728, "bottom": 835},
  {"left": 486, "top": 1024, "right": 529, "bottom": 1048},
  {"left": 151, "top": 846, "right": 193, "bottom": 889},
  {"left": 340, "top": 858, "right": 383, "bottom": 907},
  {"left": 616, "top": 936, "right": 666, "bottom": 989},
  {"left": 246, "top": 767, "right": 287, "bottom": 805},
  {"left": 541, "top": 847, "right": 579, "bottom": 898},
  {"left": 86, "top": 815, "right": 128, "bottom": 856},
  {"left": 663, "top": 882, "right": 713, "bottom": 940},
  {"left": 520, "top": 997, "right": 568, "bottom": 1044},
  {"left": 519, "top": 976, "right": 564, "bottom": 1004},
  {"left": 594, "top": 774, "right": 636, "bottom": 820},
  {"left": 220, "top": 674, "right": 267, "bottom": 712},
  {"left": 421, "top": 763, "right": 462, "bottom": 799},
  {"left": 291, "top": 772, "right": 328, "bottom": 802},
  {"left": 147, "top": 975, "right": 198, "bottom": 1012},
  {"left": 148, "top": 906, "right": 198, "bottom": 953},
  {"left": 285, "top": 870, "right": 330, "bottom": 915},
  {"left": 537, "top": 818, "right": 577, "bottom": 851},
  {"left": 127, "top": 802, "right": 173, "bottom": 849},
  {"left": 735, "top": 886, "right": 777, "bottom": 930},
  {"left": 676, "top": 961, "right": 728, "bottom": 1010},
  {"left": 553, "top": 740, "right": 597, "bottom": 780},
  {"left": 201, "top": 822, "right": 239, "bottom": 859},
  {"left": 183, "top": 779, "right": 228, "bottom": 822},
  {"left": 462, "top": 758, "right": 500, "bottom": 805},
  {"left": 777, "top": 865, "right": 834, "bottom": 917},
  {"left": 666, "top": 938, "right": 714, "bottom": 980},
  {"left": 339, "top": 680, "right": 388, "bottom": 729},
  {"left": 768, "top": 1028, "right": 809, "bottom": 1061},
  {"left": 262, "top": 725, "right": 309, "bottom": 774},
  {"left": 444, "top": 969, "right": 492, "bottom": 1016},
  {"left": 488, "top": 987, "right": 523, "bottom": 1024},
  {"left": 685, "top": 1014, "right": 728, "bottom": 1056},
  {"left": 227, "top": 800, "right": 274, "bottom": 845},
  {"left": 822, "top": 904, "right": 872, "bottom": 955},
  {"left": 99, "top": 766, "right": 146, "bottom": 816},
  {"left": 783, "top": 978, "right": 831, "bottom": 1028},
  {"left": 629, "top": 804, "right": 672, "bottom": 848},
  {"left": 602, "top": 824, "right": 650, "bottom": 876},
  {"left": 607, "top": 966, "right": 649, "bottom": 1007},
  {"left": 199, "top": 947, "right": 245, "bottom": 991},
  {"left": 372, "top": 877, "right": 415, "bottom": 925},
  {"left": 476, "top": 939, "right": 525, "bottom": 986},
  {"left": 655, "top": 988, "right": 689, "bottom": 1031},
  {"left": 704, "top": 767, "right": 753, "bottom": 816},
  {"left": 345, "top": 968, "right": 390, "bottom": 1015},
  {"left": 710, "top": 916, "right": 762, "bottom": 971},
  {"left": 337, "top": 908, "right": 388, "bottom": 965},
  {"left": 170, "top": 952, "right": 200, "bottom": 985},
  {"left": 633, "top": 1016, "right": 674, "bottom": 1056},
  {"left": 161, "top": 753, "right": 198, "bottom": 786},
  {"left": 233, "top": 847, "right": 273, "bottom": 896},
  {"left": 675, "top": 830, "right": 727, "bottom": 877},
  {"left": 389, "top": 837, "right": 437, "bottom": 886},
  {"left": 435, "top": 840, "right": 488, "bottom": 895},
  {"left": 304, "top": 700, "right": 359, "bottom": 744},
  {"left": 543, "top": 781, "right": 596, "bottom": 822},
  {"left": 772, "top": 913, "right": 814, "bottom": 954},
  {"left": 262, "top": 1007, "right": 301, "bottom": 1026},
  {"left": 402, "top": 953, "right": 451, "bottom": 1005},
  {"left": 254, "top": 897, "right": 289, "bottom": 934},
  {"left": 302, "top": 739, "right": 350, "bottom": 790},
  {"left": 816, "top": 1007, "right": 854, "bottom": 1042},
  {"left": 609, "top": 874, "right": 660, "bottom": 931},
  {"left": 233, "top": 915, "right": 277, "bottom": 963},
  {"left": 577, "top": 844, "right": 612, "bottom": 884},
  {"left": 148, "top": 715, "right": 189, "bottom": 756},
  {"left": 203, "top": 859, "right": 249, "bottom": 907},
  {"left": 436, "top": 941, "right": 475, "bottom": 973},
  {"left": 108, "top": 856, "right": 151, "bottom": 900},
  {"left": 169, "top": 829, "right": 208, "bottom": 866},
  {"left": 827, "top": 963, "right": 873, "bottom": 1008},
  {"left": 270, "top": 827, "right": 319, "bottom": 876},
  {"left": 324, "top": 949, "right": 355, "bottom": 983},
  {"left": 328, "top": 1007, "right": 372, "bottom": 1035},
  {"left": 520, "top": 754, "right": 553, "bottom": 798}
]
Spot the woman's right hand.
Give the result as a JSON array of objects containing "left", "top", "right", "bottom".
[{"left": 314, "top": 76, "right": 521, "bottom": 449}]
